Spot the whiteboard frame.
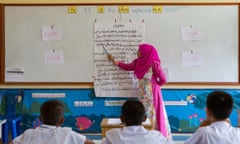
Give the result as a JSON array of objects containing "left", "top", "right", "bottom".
[{"left": 1, "top": 3, "right": 239, "bottom": 85}]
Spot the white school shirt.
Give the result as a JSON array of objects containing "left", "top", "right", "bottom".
[
  {"left": 12, "top": 124, "right": 86, "bottom": 144},
  {"left": 185, "top": 121, "right": 240, "bottom": 144},
  {"left": 103, "top": 125, "right": 173, "bottom": 144}
]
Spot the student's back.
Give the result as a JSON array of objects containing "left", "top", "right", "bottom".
[
  {"left": 12, "top": 125, "right": 87, "bottom": 144},
  {"left": 185, "top": 91, "right": 240, "bottom": 144},
  {"left": 185, "top": 121, "right": 240, "bottom": 144},
  {"left": 103, "top": 100, "right": 173, "bottom": 144},
  {"left": 11, "top": 99, "right": 93, "bottom": 144},
  {"left": 105, "top": 126, "right": 171, "bottom": 144}
]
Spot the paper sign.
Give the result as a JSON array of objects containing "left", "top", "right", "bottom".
[
  {"left": 153, "top": 6, "right": 163, "bottom": 13},
  {"left": 107, "top": 118, "right": 151, "bottom": 125},
  {"left": 164, "top": 101, "right": 187, "bottom": 106},
  {"left": 42, "top": 25, "right": 62, "bottom": 41},
  {"left": 44, "top": 50, "right": 64, "bottom": 64},
  {"left": 68, "top": 6, "right": 77, "bottom": 14},
  {"left": 94, "top": 21, "right": 145, "bottom": 97},
  {"left": 98, "top": 6, "right": 105, "bottom": 13},
  {"left": 182, "top": 51, "right": 202, "bottom": 67},
  {"left": 119, "top": 6, "right": 129, "bottom": 13},
  {"left": 181, "top": 25, "right": 201, "bottom": 41},
  {"left": 5, "top": 72, "right": 24, "bottom": 82},
  {"left": 32, "top": 93, "right": 66, "bottom": 98},
  {"left": 5, "top": 67, "right": 24, "bottom": 82}
]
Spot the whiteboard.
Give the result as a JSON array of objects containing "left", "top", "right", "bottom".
[{"left": 5, "top": 5, "right": 238, "bottom": 82}]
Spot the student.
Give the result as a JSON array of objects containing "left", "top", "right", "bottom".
[
  {"left": 107, "top": 43, "right": 171, "bottom": 137},
  {"left": 185, "top": 91, "right": 240, "bottom": 144},
  {"left": 11, "top": 99, "right": 94, "bottom": 144},
  {"left": 103, "top": 99, "right": 173, "bottom": 144}
]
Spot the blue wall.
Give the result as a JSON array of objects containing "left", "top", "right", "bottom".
[{"left": 0, "top": 89, "right": 239, "bottom": 134}]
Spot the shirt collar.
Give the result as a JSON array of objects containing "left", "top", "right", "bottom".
[
  {"left": 122, "top": 125, "right": 147, "bottom": 133},
  {"left": 209, "top": 121, "right": 231, "bottom": 128},
  {"left": 40, "top": 124, "right": 58, "bottom": 129}
]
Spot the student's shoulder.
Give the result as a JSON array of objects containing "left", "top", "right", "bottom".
[
  {"left": 12, "top": 128, "right": 37, "bottom": 142},
  {"left": 61, "top": 127, "right": 84, "bottom": 136},
  {"left": 194, "top": 126, "right": 212, "bottom": 134},
  {"left": 22, "top": 128, "right": 38, "bottom": 134},
  {"left": 106, "top": 128, "right": 121, "bottom": 136},
  {"left": 60, "top": 127, "right": 84, "bottom": 137},
  {"left": 61, "top": 127, "right": 72, "bottom": 132},
  {"left": 233, "top": 127, "right": 240, "bottom": 133},
  {"left": 148, "top": 129, "right": 161, "bottom": 133},
  {"left": 233, "top": 127, "right": 240, "bottom": 141},
  {"left": 147, "top": 130, "right": 173, "bottom": 144},
  {"left": 147, "top": 129, "right": 166, "bottom": 137},
  {"left": 189, "top": 126, "right": 216, "bottom": 140},
  {"left": 62, "top": 127, "right": 87, "bottom": 141}
]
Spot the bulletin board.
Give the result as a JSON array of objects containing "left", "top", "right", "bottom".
[{"left": 3, "top": 4, "right": 239, "bottom": 83}]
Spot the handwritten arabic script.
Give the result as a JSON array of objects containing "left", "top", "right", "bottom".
[{"left": 94, "top": 21, "right": 145, "bottom": 97}]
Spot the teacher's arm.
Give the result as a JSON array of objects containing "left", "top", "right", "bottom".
[
  {"left": 117, "top": 61, "right": 136, "bottom": 71},
  {"left": 107, "top": 54, "right": 136, "bottom": 71},
  {"left": 107, "top": 54, "right": 119, "bottom": 65},
  {"left": 152, "top": 61, "right": 167, "bottom": 86}
]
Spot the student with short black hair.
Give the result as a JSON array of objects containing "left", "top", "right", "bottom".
[
  {"left": 11, "top": 99, "right": 94, "bottom": 144},
  {"left": 185, "top": 90, "right": 240, "bottom": 144},
  {"left": 103, "top": 99, "right": 173, "bottom": 144}
]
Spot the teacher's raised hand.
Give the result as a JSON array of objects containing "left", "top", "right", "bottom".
[{"left": 107, "top": 54, "right": 119, "bottom": 65}]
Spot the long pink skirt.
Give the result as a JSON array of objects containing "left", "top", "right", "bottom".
[{"left": 152, "top": 77, "right": 171, "bottom": 138}]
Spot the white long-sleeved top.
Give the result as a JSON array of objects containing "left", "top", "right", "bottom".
[
  {"left": 185, "top": 121, "right": 240, "bottom": 144},
  {"left": 103, "top": 125, "right": 173, "bottom": 144},
  {"left": 12, "top": 124, "right": 86, "bottom": 144}
]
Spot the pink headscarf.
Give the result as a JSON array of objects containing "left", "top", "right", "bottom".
[{"left": 134, "top": 43, "right": 160, "bottom": 79}]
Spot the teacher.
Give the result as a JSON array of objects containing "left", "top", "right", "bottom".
[{"left": 107, "top": 43, "right": 171, "bottom": 138}]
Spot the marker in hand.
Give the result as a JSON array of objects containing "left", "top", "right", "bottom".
[
  {"left": 102, "top": 46, "right": 109, "bottom": 55},
  {"left": 102, "top": 47, "right": 114, "bottom": 61}
]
